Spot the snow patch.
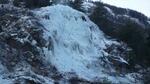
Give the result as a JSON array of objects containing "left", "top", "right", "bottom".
[
  {"left": 104, "top": 6, "right": 115, "bottom": 16},
  {"left": 82, "top": 1, "right": 96, "bottom": 15},
  {"left": 148, "top": 21, "right": 150, "bottom": 24},
  {"left": 0, "top": 63, "right": 12, "bottom": 84},
  {"left": 0, "top": 75, "right": 12, "bottom": 84},
  {"left": 122, "top": 15, "right": 145, "bottom": 27}
]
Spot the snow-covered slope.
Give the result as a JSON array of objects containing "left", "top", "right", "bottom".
[{"left": 34, "top": 5, "right": 138, "bottom": 83}]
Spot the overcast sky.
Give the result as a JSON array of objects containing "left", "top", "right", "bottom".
[{"left": 93, "top": 0, "right": 150, "bottom": 17}]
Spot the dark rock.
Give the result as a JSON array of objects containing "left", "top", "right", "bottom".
[
  {"left": 0, "top": 5, "right": 55, "bottom": 77},
  {"left": 140, "top": 68, "right": 150, "bottom": 84},
  {"left": 0, "top": 42, "right": 20, "bottom": 71},
  {"left": 81, "top": 16, "right": 86, "bottom": 21},
  {"left": 14, "top": 77, "right": 43, "bottom": 84},
  {"left": 69, "top": 77, "right": 91, "bottom": 84},
  {"left": 0, "top": 0, "right": 9, "bottom": 4},
  {"left": 13, "top": 0, "right": 51, "bottom": 8}
]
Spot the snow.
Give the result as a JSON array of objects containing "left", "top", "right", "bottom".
[
  {"left": 13, "top": 74, "right": 54, "bottom": 84},
  {"left": 34, "top": 4, "right": 137, "bottom": 83},
  {"left": 122, "top": 15, "right": 145, "bottom": 27},
  {"left": 81, "top": 1, "right": 96, "bottom": 15},
  {"left": 0, "top": 76, "right": 12, "bottom": 84},
  {"left": 148, "top": 21, "right": 150, "bottom": 24},
  {"left": 0, "top": 63, "right": 12, "bottom": 84},
  {"left": 0, "top": 63, "right": 4, "bottom": 72},
  {"left": 35, "top": 4, "right": 106, "bottom": 79},
  {"left": 82, "top": 2, "right": 95, "bottom": 10},
  {"left": 104, "top": 6, "right": 115, "bottom": 16}
]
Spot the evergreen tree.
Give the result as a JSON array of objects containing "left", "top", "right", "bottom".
[
  {"left": 69, "top": 0, "right": 84, "bottom": 11},
  {"left": 13, "top": 0, "right": 51, "bottom": 8}
]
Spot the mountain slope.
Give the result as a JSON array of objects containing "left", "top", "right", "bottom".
[
  {"left": 0, "top": 1, "right": 144, "bottom": 84},
  {"left": 72, "top": 1, "right": 150, "bottom": 68},
  {"left": 90, "top": 2, "right": 150, "bottom": 68}
]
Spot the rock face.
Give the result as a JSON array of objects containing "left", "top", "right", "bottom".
[
  {"left": 0, "top": 5, "right": 55, "bottom": 83},
  {"left": 0, "top": 1, "right": 144, "bottom": 84}
]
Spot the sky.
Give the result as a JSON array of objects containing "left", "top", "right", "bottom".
[{"left": 93, "top": 0, "right": 150, "bottom": 17}]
